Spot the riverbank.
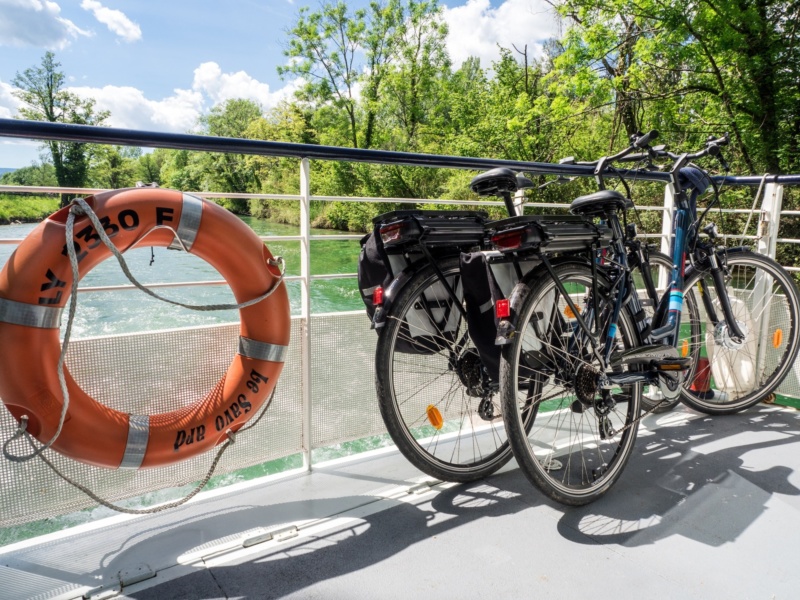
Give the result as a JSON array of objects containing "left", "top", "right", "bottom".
[
  {"left": 0, "top": 193, "right": 374, "bottom": 232},
  {"left": 0, "top": 194, "right": 59, "bottom": 224}
]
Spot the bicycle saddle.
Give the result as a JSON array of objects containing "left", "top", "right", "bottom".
[
  {"left": 570, "top": 190, "right": 633, "bottom": 217},
  {"left": 471, "top": 168, "right": 531, "bottom": 197}
]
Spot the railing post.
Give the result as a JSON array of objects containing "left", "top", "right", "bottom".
[
  {"left": 753, "top": 182, "right": 783, "bottom": 383},
  {"left": 512, "top": 189, "right": 526, "bottom": 216},
  {"left": 300, "top": 158, "right": 313, "bottom": 471},
  {"left": 757, "top": 182, "right": 783, "bottom": 259}
]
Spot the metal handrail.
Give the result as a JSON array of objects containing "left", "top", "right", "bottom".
[{"left": 8, "top": 118, "right": 800, "bottom": 186}]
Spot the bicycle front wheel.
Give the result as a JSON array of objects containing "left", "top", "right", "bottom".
[
  {"left": 681, "top": 249, "right": 800, "bottom": 414},
  {"left": 500, "top": 262, "right": 641, "bottom": 505},
  {"left": 375, "top": 256, "right": 515, "bottom": 482}
]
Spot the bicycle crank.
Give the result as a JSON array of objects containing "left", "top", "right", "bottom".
[{"left": 606, "top": 344, "right": 691, "bottom": 390}]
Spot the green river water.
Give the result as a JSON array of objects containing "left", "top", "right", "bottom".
[{"left": 0, "top": 217, "right": 364, "bottom": 336}]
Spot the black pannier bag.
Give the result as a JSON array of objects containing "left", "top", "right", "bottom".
[
  {"left": 357, "top": 228, "right": 393, "bottom": 321},
  {"left": 357, "top": 210, "right": 487, "bottom": 354},
  {"left": 460, "top": 251, "right": 505, "bottom": 382}
]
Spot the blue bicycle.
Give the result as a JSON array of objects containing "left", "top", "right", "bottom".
[{"left": 498, "top": 133, "right": 800, "bottom": 504}]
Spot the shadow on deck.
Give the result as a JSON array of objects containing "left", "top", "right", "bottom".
[{"left": 3, "top": 403, "right": 800, "bottom": 600}]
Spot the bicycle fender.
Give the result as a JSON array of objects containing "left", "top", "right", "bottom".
[{"left": 371, "top": 261, "right": 426, "bottom": 329}]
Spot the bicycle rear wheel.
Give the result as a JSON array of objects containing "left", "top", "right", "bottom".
[
  {"left": 681, "top": 249, "right": 800, "bottom": 414},
  {"left": 500, "top": 262, "right": 641, "bottom": 505},
  {"left": 375, "top": 256, "right": 516, "bottom": 482}
]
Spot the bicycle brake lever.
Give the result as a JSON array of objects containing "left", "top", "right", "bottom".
[{"left": 717, "top": 150, "right": 730, "bottom": 171}]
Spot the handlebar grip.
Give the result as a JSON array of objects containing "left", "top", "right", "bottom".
[
  {"left": 707, "top": 133, "right": 730, "bottom": 147},
  {"left": 633, "top": 130, "right": 659, "bottom": 148}
]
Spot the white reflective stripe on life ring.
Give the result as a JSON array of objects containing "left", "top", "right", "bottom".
[
  {"left": 238, "top": 337, "right": 288, "bottom": 363},
  {"left": 168, "top": 193, "right": 203, "bottom": 252},
  {"left": 119, "top": 415, "right": 150, "bottom": 470},
  {"left": 0, "top": 297, "right": 63, "bottom": 329}
]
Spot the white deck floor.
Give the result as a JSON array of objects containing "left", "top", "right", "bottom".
[{"left": 3, "top": 402, "right": 800, "bottom": 599}]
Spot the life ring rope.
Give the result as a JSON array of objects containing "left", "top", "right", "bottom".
[
  {"left": 3, "top": 196, "right": 286, "bottom": 466},
  {"left": 13, "top": 385, "right": 278, "bottom": 515}
]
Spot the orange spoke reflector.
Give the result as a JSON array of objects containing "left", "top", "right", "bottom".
[
  {"left": 681, "top": 339, "right": 689, "bottom": 357},
  {"left": 564, "top": 304, "right": 581, "bottom": 318},
  {"left": 773, "top": 328, "right": 783, "bottom": 348},
  {"left": 426, "top": 405, "right": 444, "bottom": 430}
]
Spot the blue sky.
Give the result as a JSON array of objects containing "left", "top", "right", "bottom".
[{"left": 0, "top": 0, "right": 560, "bottom": 168}]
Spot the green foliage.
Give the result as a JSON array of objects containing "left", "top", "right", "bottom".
[
  {"left": 136, "top": 150, "right": 167, "bottom": 185},
  {"left": 8, "top": 2, "right": 800, "bottom": 238},
  {"left": 13, "top": 52, "right": 108, "bottom": 206},
  {"left": 89, "top": 146, "right": 140, "bottom": 189},
  {"left": 0, "top": 163, "right": 57, "bottom": 187}
]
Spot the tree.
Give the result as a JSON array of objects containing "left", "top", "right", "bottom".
[
  {"left": 380, "top": 0, "right": 450, "bottom": 148},
  {"left": 12, "top": 52, "right": 108, "bottom": 206},
  {"left": 136, "top": 150, "right": 167, "bottom": 185},
  {"left": 90, "top": 146, "right": 140, "bottom": 189},
  {"left": 0, "top": 163, "right": 57, "bottom": 187},
  {"left": 199, "top": 99, "right": 264, "bottom": 212},
  {"left": 280, "top": 0, "right": 406, "bottom": 149},
  {"left": 550, "top": 0, "right": 800, "bottom": 174}
]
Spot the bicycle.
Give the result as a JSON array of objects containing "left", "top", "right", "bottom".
[
  {"left": 365, "top": 193, "right": 536, "bottom": 482},
  {"left": 496, "top": 133, "right": 800, "bottom": 504},
  {"left": 364, "top": 136, "right": 686, "bottom": 483}
]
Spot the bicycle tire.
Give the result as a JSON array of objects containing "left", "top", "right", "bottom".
[
  {"left": 680, "top": 249, "right": 800, "bottom": 415},
  {"left": 375, "top": 256, "right": 516, "bottom": 482},
  {"left": 500, "top": 262, "right": 641, "bottom": 505}
]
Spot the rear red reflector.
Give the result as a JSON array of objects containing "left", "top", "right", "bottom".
[
  {"left": 373, "top": 286, "right": 384, "bottom": 306},
  {"left": 491, "top": 229, "right": 525, "bottom": 250},
  {"left": 380, "top": 222, "right": 405, "bottom": 244},
  {"left": 495, "top": 299, "right": 510, "bottom": 318}
]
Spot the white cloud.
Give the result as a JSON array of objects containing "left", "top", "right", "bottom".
[
  {"left": 0, "top": 79, "right": 23, "bottom": 118},
  {"left": 64, "top": 63, "right": 302, "bottom": 134},
  {"left": 80, "top": 0, "right": 141, "bottom": 43},
  {"left": 0, "top": 0, "right": 91, "bottom": 49},
  {"left": 68, "top": 85, "right": 204, "bottom": 133},
  {"left": 192, "top": 62, "right": 300, "bottom": 108},
  {"left": 443, "top": 0, "right": 561, "bottom": 68}
]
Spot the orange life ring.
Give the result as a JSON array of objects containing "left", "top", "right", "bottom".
[{"left": 0, "top": 188, "right": 290, "bottom": 469}]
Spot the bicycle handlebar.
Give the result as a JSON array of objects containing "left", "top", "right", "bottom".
[
  {"left": 650, "top": 133, "right": 730, "bottom": 163},
  {"left": 564, "top": 131, "right": 729, "bottom": 170},
  {"left": 572, "top": 130, "right": 660, "bottom": 169}
]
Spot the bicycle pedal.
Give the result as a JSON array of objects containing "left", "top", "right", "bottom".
[{"left": 651, "top": 357, "right": 692, "bottom": 371}]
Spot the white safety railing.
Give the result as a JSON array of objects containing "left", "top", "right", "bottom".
[{"left": 0, "top": 161, "right": 797, "bottom": 531}]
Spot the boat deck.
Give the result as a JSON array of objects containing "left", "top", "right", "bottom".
[{"left": 3, "top": 402, "right": 800, "bottom": 599}]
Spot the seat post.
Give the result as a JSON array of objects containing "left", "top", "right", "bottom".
[{"left": 501, "top": 192, "right": 516, "bottom": 217}]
